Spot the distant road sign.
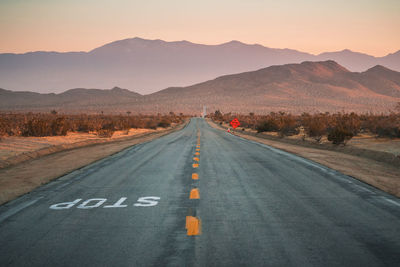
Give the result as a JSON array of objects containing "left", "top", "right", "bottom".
[{"left": 230, "top": 118, "right": 240, "bottom": 129}]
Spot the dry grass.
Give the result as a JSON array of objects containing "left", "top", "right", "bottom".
[
  {"left": 0, "top": 128, "right": 156, "bottom": 162},
  {"left": 210, "top": 111, "right": 400, "bottom": 144},
  {"left": 0, "top": 112, "right": 185, "bottom": 138}
]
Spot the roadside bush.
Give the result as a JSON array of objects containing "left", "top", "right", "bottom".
[
  {"left": 96, "top": 123, "right": 115, "bottom": 138},
  {"left": 0, "top": 113, "right": 187, "bottom": 138},
  {"left": 158, "top": 118, "right": 171, "bottom": 128},
  {"left": 145, "top": 120, "right": 158, "bottom": 130},
  {"left": 96, "top": 129, "right": 114, "bottom": 138},
  {"left": 0, "top": 118, "right": 7, "bottom": 136},
  {"left": 327, "top": 126, "right": 353, "bottom": 145},
  {"left": 76, "top": 119, "right": 91, "bottom": 133},
  {"left": 362, "top": 114, "right": 400, "bottom": 138},
  {"left": 209, "top": 111, "right": 400, "bottom": 143},
  {"left": 256, "top": 118, "right": 279, "bottom": 133},
  {"left": 213, "top": 110, "right": 223, "bottom": 121},
  {"left": 22, "top": 118, "right": 52, "bottom": 137},
  {"left": 303, "top": 115, "right": 328, "bottom": 142},
  {"left": 277, "top": 115, "right": 299, "bottom": 137},
  {"left": 376, "top": 126, "right": 400, "bottom": 138},
  {"left": 51, "top": 117, "right": 68, "bottom": 136}
]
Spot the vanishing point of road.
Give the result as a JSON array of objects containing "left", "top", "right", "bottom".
[{"left": 0, "top": 118, "right": 399, "bottom": 266}]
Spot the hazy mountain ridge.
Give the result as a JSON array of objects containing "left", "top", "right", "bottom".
[
  {"left": 1, "top": 61, "right": 400, "bottom": 114},
  {"left": 0, "top": 37, "right": 399, "bottom": 94},
  {"left": 0, "top": 87, "right": 142, "bottom": 110}
]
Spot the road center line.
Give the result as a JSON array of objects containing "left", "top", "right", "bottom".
[
  {"left": 189, "top": 188, "right": 200, "bottom": 199},
  {"left": 186, "top": 216, "right": 201, "bottom": 236}
]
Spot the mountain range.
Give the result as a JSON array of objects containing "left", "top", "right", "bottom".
[
  {"left": 0, "top": 37, "right": 399, "bottom": 94},
  {"left": 1, "top": 61, "right": 400, "bottom": 114}
]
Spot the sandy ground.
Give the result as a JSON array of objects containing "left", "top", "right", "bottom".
[
  {"left": 0, "top": 122, "right": 187, "bottom": 205},
  {"left": 223, "top": 123, "right": 400, "bottom": 157},
  {"left": 0, "top": 128, "right": 156, "bottom": 161},
  {"left": 208, "top": 120, "right": 400, "bottom": 198}
]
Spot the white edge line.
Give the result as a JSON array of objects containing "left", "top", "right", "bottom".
[
  {"left": 385, "top": 198, "right": 400, "bottom": 208},
  {"left": 0, "top": 197, "right": 43, "bottom": 224}
]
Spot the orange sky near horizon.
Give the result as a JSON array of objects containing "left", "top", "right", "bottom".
[{"left": 0, "top": 0, "right": 399, "bottom": 56}]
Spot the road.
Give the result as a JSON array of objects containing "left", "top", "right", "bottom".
[{"left": 0, "top": 118, "right": 399, "bottom": 266}]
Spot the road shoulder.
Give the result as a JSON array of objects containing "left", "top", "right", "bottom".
[
  {"left": 0, "top": 121, "right": 188, "bottom": 205},
  {"left": 207, "top": 119, "right": 400, "bottom": 198}
]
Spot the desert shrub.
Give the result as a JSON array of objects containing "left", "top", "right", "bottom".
[
  {"left": 22, "top": 118, "right": 52, "bottom": 137},
  {"left": 302, "top": 114, "right": 328, "bottom": 142},
  {"left": 212, "top": 110, "right": 223, "bottom": 121},
  {"left": 256, "top": 118, "right": 279, "bottom": 133},
  {"left": 158, "top": 118, "right": 171, "bottom": 128},
  {"left": 277, "top": 115, "right": 300, "bottom": 137},
  {"left": 97, "top": 123, "right": 115, "bottom": 138},
  {"left": 211, "top": 111, "right": 400, "bottom": 141},
  {"left": 0, "top": 117, "right": 8, "bottom": 136},
  {"left": 361, "top": 114, "right": 400, "bottom": 138},
  {"left": 336, "top": 113, "right": 360, "bottom": 135},
  {"left": 375, "top": 125, "right": 400, "bottom": 138},
  {"left": 0, "top": 113, "right": 187, "bottom": 138},
  {"left": 96, "top": 129, "right": 114, "bottom": 138},
  {"left": 325, "top": 113, "right": 360, "bottom": 145},
  {"left": 51, "top": 117, "right": 68, "bottom": 136},
  {"left": 76, "top": 119, "right": 91, "bottom": 133},
  {"left": 145, "top": 120, "right": 158, "bottom": 130},
  {"left": 327, "top": 126, "right": 354, "bottom": 145},
  {"left": 118, "top": 117, "right": 131, "bottom": 134}
]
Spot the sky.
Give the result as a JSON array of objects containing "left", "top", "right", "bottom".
[{"left": 0, "top": 0, "right": 399, "bottom": 56}]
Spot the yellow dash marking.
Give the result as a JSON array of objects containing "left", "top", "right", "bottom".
[
  {"left": 196, "top": 148, "right": 200, "bottom": 151},
  {"left": 189, "top": 188, "right": 200, "bottom": 199},
  {"left": 193, "top": 157, "right": 199, "bottom": 162},
  {"left": 186, "top": 216, "right": 201, "bottom": 236},
  {"left": 195, "top": 152, "right": 200, "bottom": 155},
  {"left": 192, "top": 173, "right": 199, "bottom": 180},
  {"left": 196, "top": 145, "right": 200, "bottom": 147},
  {"left": 192, "top": 163, "right": 199, "bottom": 168}
]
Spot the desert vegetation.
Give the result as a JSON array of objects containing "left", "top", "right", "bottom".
[
  {"left": 210, "top": 110, "right": 400, "bottom": 145},
  {"left": 0, "top": 112, "right": 185, "bottom": 138}
]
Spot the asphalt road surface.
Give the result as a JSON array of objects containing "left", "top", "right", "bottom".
[{"left": 0, "top": 118, "right": 399, "bottom": 267}]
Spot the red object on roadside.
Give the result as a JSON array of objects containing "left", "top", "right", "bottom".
[{"left": 230, "top": 118, "right": 240, "bottom": 129}]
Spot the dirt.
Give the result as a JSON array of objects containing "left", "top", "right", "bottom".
[
  {"left": 0, "top": 128, "right": 154, "bottom": 160},
  {"left": 0, "top": 128, "right": 164, "bottom": 169},
  {"left": 208, "top": 119, "right": 400, "bottom": 198},
  {"left": 0, "top": 122, "right": 187, "bottom": 205}
]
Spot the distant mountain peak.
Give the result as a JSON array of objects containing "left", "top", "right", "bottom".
[
  {"left": 298, "top": 60, "right": 350, "bottom": 73},
  {"left": 221, "top": 40, "right": 247, "bottom": 46},
  {"left": 341, "top": 49, "right": 353, "bottom": 53},
  {"left": 319, "top": 48, "right": 375, "bottom": 58},
  {"left": 365, "top": 65, "right": 399, "bottom": 75}
]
